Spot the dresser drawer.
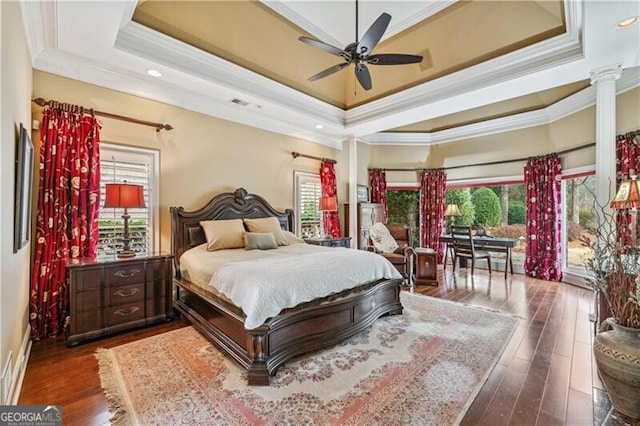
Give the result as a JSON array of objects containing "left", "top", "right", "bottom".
[
  {"left": 66, "top": 253, "right": 174, "bottom": 346},
  {"left": 72, "top": 268, "right": 102, "bottom": 292},
  {"left": 74, "top": 289, "right": 102, "bottom": 312},
  {"left": 146, "top": 297, "right": 167, "bottom": 317},
  {"left": 72, "top": 310, "right": 102, "bottom": 334},
  {"left": 106, "top": 302, "right": 145, "bottom": 326},
  {"left": 106, "top": 263, "right": 145, "bottom": 286},
  {"left": 147, "top": 260, "right": 170, "bottom": 281},
  {"left": 146, "top": 279, "right": 167, "bottom": 300},
  {"left": 105, "top": 282, "right": 145, "bottom": 306}
]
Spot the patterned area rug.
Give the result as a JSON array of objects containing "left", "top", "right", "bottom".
[{"left": 96, "top": 292, "right": 518, "bottom": 425}]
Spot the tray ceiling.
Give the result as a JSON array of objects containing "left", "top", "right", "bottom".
[
  {"left": 20, "top": 0, "right": 640, "bottom": 148},
  {"left": 132, "top": 0, "right": 566, "bottom": 110}
]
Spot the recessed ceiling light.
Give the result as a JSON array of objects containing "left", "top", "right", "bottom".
[
  {"left": 147, "top": 69, "right": 162, "bottom": 77},
  {"left": 618, "top": 17, "right": 639, "bottom": 29},
  {"left": 315, "top": 124, "right": 324, "bottom": 129}
]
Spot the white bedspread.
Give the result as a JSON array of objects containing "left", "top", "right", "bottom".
[{"left": 180, "top": 243, "right": 402, "bottom": 329}]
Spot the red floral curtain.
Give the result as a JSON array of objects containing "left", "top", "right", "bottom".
[
  {"left": 615, "top": 132, "right": 640, "bottom": 246},
  {"left": 320, "top": 161, "right": 340, "bottom": 238},
  {"left": 524, "top": 154, "right": 562, "bottom": 281},
  {"left": 30, "top": 105, "right": 101, "bottom": 340},
  {"left": 369, "top": 169, "right": 387, "bottom": 221},
  {"left": 419, "top": 169, "right": 447, "bottom": 262}
]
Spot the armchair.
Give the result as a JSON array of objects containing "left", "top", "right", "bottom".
[{"left": 366, "top": 223, "right": 416, "bottom": 286}]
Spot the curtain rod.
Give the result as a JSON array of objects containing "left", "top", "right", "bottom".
[
  {"left": 368, "top": 142, "right": 596, "bottom": 172},
  {"left": 32, "top": 98, "right": 173, "bottom": 132},
  {"left": 291, "top": 151, "right": 337, "bottom": 164}
]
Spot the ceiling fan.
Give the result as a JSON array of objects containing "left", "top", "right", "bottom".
[{"left": 299, "top": 1, "right": 423, "bottom": 91}]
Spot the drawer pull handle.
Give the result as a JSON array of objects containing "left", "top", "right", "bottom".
[
  {"left": 114, "top": 288, "right": 139, "bottom": 298},
  {"left": 114, "top": 269, "right": 141, "bottom": 278},
  {"left": 114, "top": 307, "right": 140, "bottom": 317}
]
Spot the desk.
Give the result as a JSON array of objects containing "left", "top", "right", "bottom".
[{"left": 439, "top": 235, "right": 519, "bottom": 278}]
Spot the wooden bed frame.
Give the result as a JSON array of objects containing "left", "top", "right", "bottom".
[{"left": 170, "top": 188, "right": 403, "bottom": 385}]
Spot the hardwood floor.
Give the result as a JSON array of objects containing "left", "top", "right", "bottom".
[{"left": 18, "top": 267, "right": 625, "bottom": 425}]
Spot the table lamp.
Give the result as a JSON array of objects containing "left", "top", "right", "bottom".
[
  {"left": 104, "top": 181, "right": 146, "bottom": 258},
  {"left": 319, "top": 196, "right": 337, "bottom": 238},
  {"left": 444, "top": 203, "right": 461, "bottom": 234},
  {"left": 610, "top": 171, "right": 640, "bottom": 245}
]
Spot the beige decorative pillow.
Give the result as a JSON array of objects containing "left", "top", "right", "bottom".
[
  {"left": 369, "top": 222, "right": 399, "bottom": 253},
  {"left": 200, "top": 219, "right": 245, "bottom": 251},
  {"left": 243, "top": 232, "right": 278, "bottom": 250},
  {"left": 243, "top": 217, "right": 289, "bottom": 246},
  {"left": 283, "top": 230, "right": 305, "bottom": 245}
]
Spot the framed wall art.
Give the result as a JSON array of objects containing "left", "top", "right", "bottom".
[
  {"left": 14, "top": 123, "right": 34, "bottom": 252},
  {"left": 356, "top": 185, "right": 369, "bottom": 202}
]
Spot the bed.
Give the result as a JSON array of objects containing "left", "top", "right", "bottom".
[{"left": 170, "top": 188, "right": 404, "bottom": 385}]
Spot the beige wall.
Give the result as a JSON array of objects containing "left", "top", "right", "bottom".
[
  {"left": 367, "top": 86, "right": 640, "bottom": 183},
  {"left": 1, "top": 0, "right": 33, "bottom": 402},
  {"left": 32, "top": 71, "right": 348, "bottom": 252}
]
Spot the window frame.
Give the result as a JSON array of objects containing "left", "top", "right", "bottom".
[
  {"left": 293, "top": 170, "right": 322, "bottom": 237},
  {"left": 99, "top": 143, "right": 160, "bottom": 254}
]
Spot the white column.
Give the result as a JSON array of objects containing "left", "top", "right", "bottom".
[
  {"left": 590, "top": 64, "right": 621, "bottom": 223},
  {"left": 348, "top": 135, "right": 358, "bottom": 248}
]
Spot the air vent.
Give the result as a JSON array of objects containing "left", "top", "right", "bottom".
[
  {"left": 419, "top": 48, "right": 434, "bottom": 72},
  {"left": 230, "top": 98, "right": 250, "bottom": 107}
]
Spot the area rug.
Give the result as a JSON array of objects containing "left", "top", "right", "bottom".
[{"left": 96, "top": 292, "right": 518, "bottom": 425}]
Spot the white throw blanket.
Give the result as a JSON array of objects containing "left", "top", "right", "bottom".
[{"left": 208, "top": 245, "right": 402, "bottom": 329}]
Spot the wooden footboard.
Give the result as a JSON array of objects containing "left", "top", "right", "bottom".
[{"left": 173, "top": 277, "right": 403, "bottom": 385}]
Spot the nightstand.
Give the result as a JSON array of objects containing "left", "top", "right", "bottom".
[
  {"left": 304, "top": 237, "right": 352, "bottom": 248},
  {"left": 415, "top": 248, "right": 438, "bottom": 286},
  {"left": 65, "top": 252, "right": 174, "bottom": 346}
]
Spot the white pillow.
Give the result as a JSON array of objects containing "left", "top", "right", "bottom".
[{"left": 369, "top": 222, "right": 399, "bottom": 253}]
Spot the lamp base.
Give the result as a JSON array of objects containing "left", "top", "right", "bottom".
[{"left": 117, "top": 249, "right": 136, "bottom": 259}]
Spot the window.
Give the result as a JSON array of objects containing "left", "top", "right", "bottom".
[
  {"left": 387, "top": 189, "right": 420, "bottom": 244},
  {"left": 562, "top": 173, "right": 596, "bottom": 271},
  {"left": 98, "top": 144, "right": 159, "bottom": 257},
  {"left": 294, "top": 171, "right": 322, "bottom": 238}
]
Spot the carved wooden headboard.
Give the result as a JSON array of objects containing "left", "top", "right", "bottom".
[{"left": 170, "top": 188, "right": 294, "bottom": 275}]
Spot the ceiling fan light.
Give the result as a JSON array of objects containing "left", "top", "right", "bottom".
[{"left": 617, "top": 17, "right": 638, "bottom": 29}]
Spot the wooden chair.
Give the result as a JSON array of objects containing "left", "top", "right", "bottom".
[
  {"left": 366, "top": 223, "right": 416, "bottom": 286},
  {"left": 450, "top": 225, "right": 492, "bottom": 275}
]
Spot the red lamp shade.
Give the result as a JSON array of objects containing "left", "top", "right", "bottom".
[
  {"left": 610, "top": 178, "right": 640, "bottom": 210},
  {"left": 319, "top": 196, "right": 337, "bottom": 211},
  {"left": 104, "top": 183, "right": 146, "bottom": 209}
]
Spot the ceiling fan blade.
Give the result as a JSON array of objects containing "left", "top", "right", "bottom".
[
  {"left": 299, "top": 36, "right": 347, "bottom": 58},
  {"left": 355, "top": 63, "right": 372, "bottom": 91},
  {"left": 367, "top": 54, "right": 423, "bottom": 65},
  {"left": 357, "top": 13, "right": 391, "bottom": 57},
  {"left": 308, "top": 62, "right": 350, "bottom": 81}
]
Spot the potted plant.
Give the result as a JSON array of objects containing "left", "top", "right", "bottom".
[{"left": 582, "top": 196, "right": 640, "bottom": 421}]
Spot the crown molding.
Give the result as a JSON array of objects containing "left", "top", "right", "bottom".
[
  {"left": 261, "top": 0, "right": 458, "bottom": 48},
  {"left": 362, "top": 67, "right": 640, "bottom": 146},
  {"left": 260, "top": 1, "right": 343, "bottom": 48},
  {"left": 115, "top": 22, "right": 344, "bottom": 126},
  {"left": 20, "top": 0, "right": 57, "bottom": 61},
  {"left": 346, "top": 0, "right": 583, "bottom": 133},
  {"left": 383, "top": 1, "right": 458, "bottom": 40}
]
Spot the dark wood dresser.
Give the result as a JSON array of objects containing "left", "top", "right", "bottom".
[
  {"left": 304, "top": 237, "right": 351, "bottom": 248},
  {"left": 344, "top": 203, "right": 384, "bottom": 249},
  {"left": 66, "top": 253, "right": 174, "bottom": 346}
]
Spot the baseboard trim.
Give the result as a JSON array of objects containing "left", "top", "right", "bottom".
[{"left": 8, "top": 325, "right": 32, "bottom": 405}]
